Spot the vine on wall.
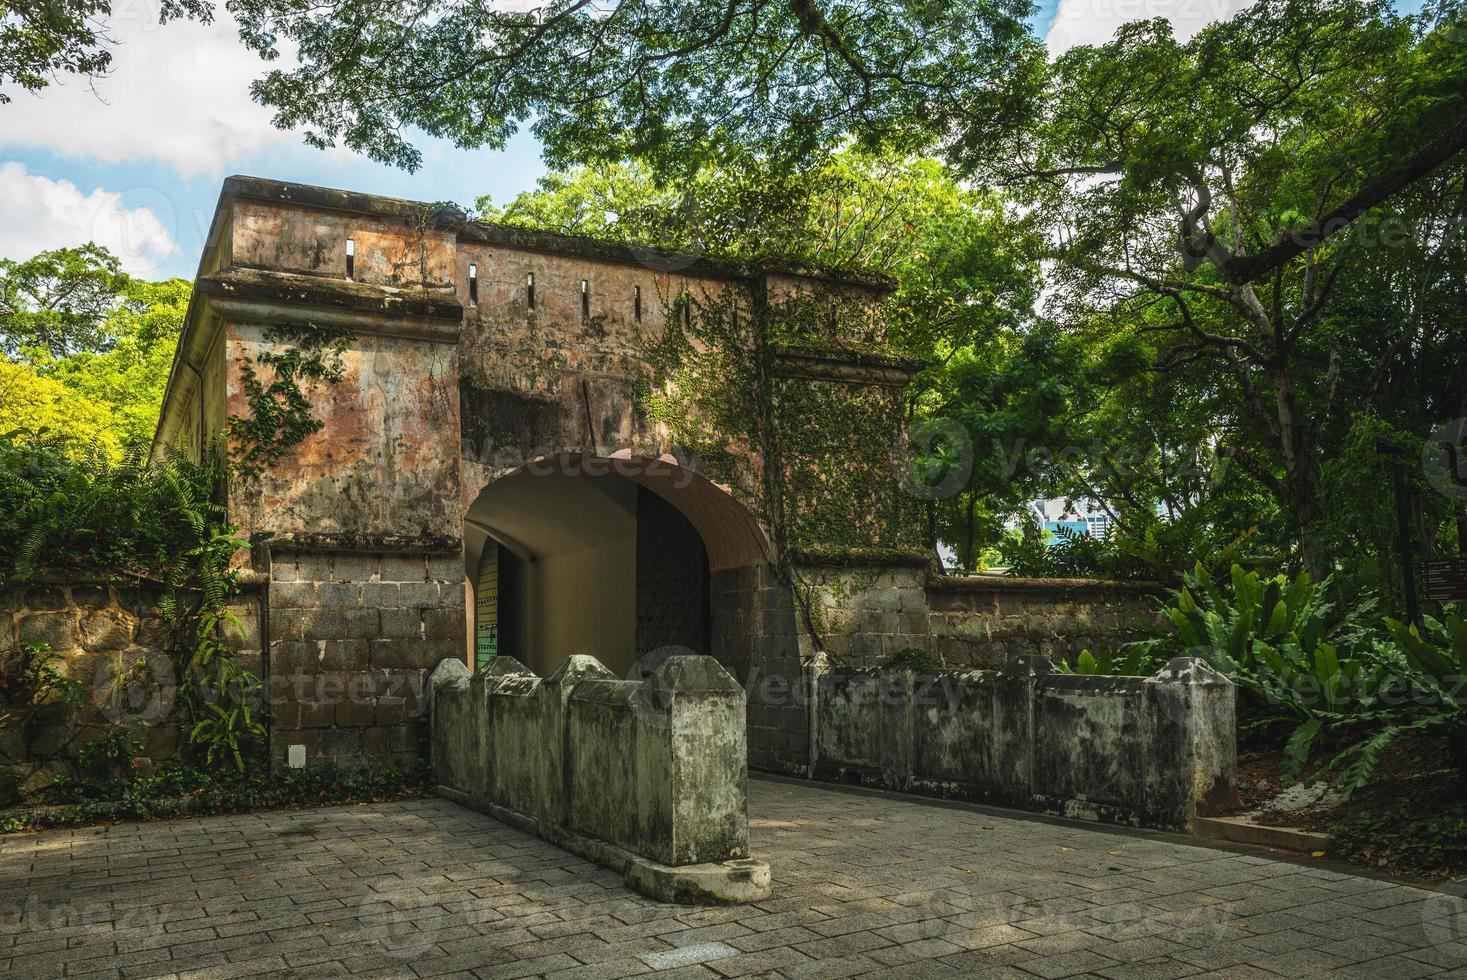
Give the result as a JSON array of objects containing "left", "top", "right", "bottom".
[
  {"left": 224, "top": 322, "right": 355, "bottom": 477},
  {"left": 637, "top": 281, "right": 924, "bottom": 651}
]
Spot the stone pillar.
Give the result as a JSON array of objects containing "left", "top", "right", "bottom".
[
  {"left": 428, "top": 658, "right": 472, "bottom": 793},
  {"left": 1144, "top": 657, "right": 1238, "bottom": 829},
  {"left": 642, "top": 655, "right": 750, "bottom": 867}
]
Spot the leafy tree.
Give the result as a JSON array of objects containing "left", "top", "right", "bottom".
[
  {"left": 1, "top": 245, "right": 188, "bottom": 454},
  {"left": 0, "top": 243, "right": 128, "bottom": 361},
  {"left": 47, "top": 278, "right": 191, "bottom": 448},
  {"left": 228, "top": 0, "right": 1042, "bottom": 174},
  {"left": 0, "top": 0, "right": 211, "bottom": 101},
  {"left": 0, "top": 359, "right": 122, "bottom": 455},
  {"left": 965, "top": 0, "right": 1467, "bottom": 575}
]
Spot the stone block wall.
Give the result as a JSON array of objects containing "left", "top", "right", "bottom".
[
  {"left": 800, "top": 562, "right": 931, "bottom": 667},
  {"left": 811, "top": 656, "right": 1237, "bottom": 830},
  {"left": 266, "top": 548, "right": 465, "bottom": 766},
  {"left": 711, "top": 564, "right": 808, "bottom": 776},
  {"left": 429, "top": 654, "right": 769, "bottom": 902},
  {"left": 0, "top": 578, "right": 261, "bottom": 799},
  {"left": 926, "top": 575, "right": 1163, "bottom": 668}
]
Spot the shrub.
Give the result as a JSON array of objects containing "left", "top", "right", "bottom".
[
  {"left": 1145, "top": 561, "right": 1467, "bottom": 793},
  {"left": 7, "top": 760, "right": 434, "bottom": 832},
  {"left": 0, "top": 430, "right": 262, "bottom": 775},
  {"left": 1055, "top": 646, "right": 1164, "bottom": 676}
]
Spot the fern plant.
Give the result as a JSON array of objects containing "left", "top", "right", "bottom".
[
  {"left": 1055, "top": 645, "right": 1164, "bottom": 676},
  {"left": 1149, "top": 560, "right": 1466, "bottom": 793},
  {"left": 0, "top": 429, "right": 264, "bottom": 775}
]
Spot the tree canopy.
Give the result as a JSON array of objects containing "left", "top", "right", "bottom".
[
  {"left": 226, "top": 0, "right": 1042, "bottom": 174},
  {"left": 0, "top": 245, "right": 187, "bottom": 456},
  {"left": 0, "top": 0, "right": 210, "bottom": 101},
  {"left": 974, "top": 0, "right": 1467, "bottom": 577}
]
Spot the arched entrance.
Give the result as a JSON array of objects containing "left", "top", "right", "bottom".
[{"left": 462, "top": 454, "right": 771, "bottom": 681}]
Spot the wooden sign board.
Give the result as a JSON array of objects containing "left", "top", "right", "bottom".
[{"left": 1422, "top": 559, "right": 1467, "bottom": 602}]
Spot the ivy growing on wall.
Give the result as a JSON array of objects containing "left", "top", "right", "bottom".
[
  {"left": 224, "top": 322, "right": 355, "bottom": 478},
  {"left": 640, "top": 282, "right": 922, "bottom": 558},
  {"left": 637, "top": 279, "right": 927, "bottom": 651}
]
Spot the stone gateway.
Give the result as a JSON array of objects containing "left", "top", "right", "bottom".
[{"left": 153, "top": 177, "right": 1226, "bottom": 831}]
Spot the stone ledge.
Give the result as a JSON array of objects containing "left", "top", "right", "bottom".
[
  {"left": 435, "top": 786, "right": 773, "bottom": 904},
  {"left": 1194, "top": 815, "right": 1331, "bottom": 852},
  {"left": 928, "top": 574, "right": 1164, "bottom": 594}
]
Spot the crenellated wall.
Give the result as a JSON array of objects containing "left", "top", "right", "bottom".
[
  {"left": 811, "top": 656, "right": 1237, "bottom": 830},
  {"left": 428, "top": 654, "right": 769, "bottom": 903}
]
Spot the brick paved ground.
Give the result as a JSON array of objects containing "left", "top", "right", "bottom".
[{"left": 3, "top": 777, "right": 1467, "bottom": 979}]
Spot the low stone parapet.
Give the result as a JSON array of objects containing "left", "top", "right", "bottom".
[
  {"left": 925, "top": 575, "right": 1164, "bottom": 667},
  {"left": 428, "top": 653, "right": 770, "bottom": 903},
  {"left": 811, "top": 655, "right": 1236, "bottom": 830}
]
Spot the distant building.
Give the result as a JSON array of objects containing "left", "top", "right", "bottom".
[{"left": 1024, "top": 497, "right": 1113, "bottom": 541}]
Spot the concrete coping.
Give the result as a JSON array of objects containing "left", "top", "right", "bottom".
[
  {"left": 568, "top": 677, "right": 644, "bottom": 707},
  {"left": 928, "top": 574, "right": 1164, "bottom": 594},
  {"left": 1148, "top": 656, "right": 1233, "bottom": 687},
  {"left": 480, "top": 655, "right": 535, "bottom": 679},
  {"left": 429, "top": 658, "right": 471, "bottom": 692},
  {"left": 646, "top": 655, "right": 744, "bottom": 695},
  {"left": 543, "top": 654, "right": 616, "bottom": 687}
]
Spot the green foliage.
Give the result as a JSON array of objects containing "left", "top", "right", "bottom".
[
  {"left": 1330, "top": 795, "right": 1467, "bottom": 876},
  {"left": 0, "top": 0, "right": 210, "bottom": 101},
  {"left": 879, "top": 647, "right": 944, "bottom": 672},
  {"left": 0, "top": 431, "right": 222, "bottom": 585},
  {"left": 0, "top": 244, "right": 128, "bottom": 360},
  {"left": 0, "top": 430, "right": 264, "bottom": 771},
  {"left": 8, "top": 759, "right": 433, "bottom": 832},
  {"left": 225, "top": 322, "right": 355, "bottom": 477},
  {"left": 1056, "top": 646, "right": 1163, "bottom": 677},
  {"left": 230, "top": 0, "right": 1040, "bottom": 175},
  {"left": 73, "top": 729, "right": 142, "bottom": 782},
  {"left": 1149, "top": 561, "right": 1467, "bottom": 794},
  {"left": 973, "top": 0, "right": 1467, "bottom": 578},
  {"left": 1155, "top": 563, "right": 1388, "bottom": 742},
  {"left": 0, "top": 246, "right": 188, "bottom": 457},
  {"left": 43, "top": 277, "right": 192, "bottom": 449},
  {"left": 0, "top": 642, "right": 83, "bottom": 726},
  {"left": 998, "top": 516, "right": 1122, "bottom": 579}
]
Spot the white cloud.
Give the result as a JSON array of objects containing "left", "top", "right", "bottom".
[
  {"left": 1045, "top": 0, "right": 1254, "bottom": 53},
  {"left": 0, "top": 5, "right": 294, "bottom": 177},
  {"left": 0, "top": 163, "right": 177, "bottom": 276}
]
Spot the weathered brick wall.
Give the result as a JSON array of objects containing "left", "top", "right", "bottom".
[
  {"left": 265, "top": 549, "right": 464, "bottom": 766},
  {"left": 926, "top": 576, "right": 1164, "bottom": 668}
]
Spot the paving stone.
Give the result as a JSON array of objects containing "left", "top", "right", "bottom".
[
  {"left": 2, "top": 782, "right": 1466, "bottom": 980},
  {"left": 637, "top": 942, "right": 739, "bottom": 970}
]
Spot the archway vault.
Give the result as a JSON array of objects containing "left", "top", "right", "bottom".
[
  {"left": 461, "top": 453, "right": 773, "bottom": 681},
  {"left": 463, "top": 453, "right": 770, "bottom": 578}
]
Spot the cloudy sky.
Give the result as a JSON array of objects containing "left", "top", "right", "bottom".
[{"left": 0, "top": 0, "right": 1418, "bottom": 280}]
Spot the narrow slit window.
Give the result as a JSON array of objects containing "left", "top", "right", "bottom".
[
  {"left": 345, "top": 238, "right": 355, "bottom": 279},
  {"left": 580, "top": 279, "right": 590, "bottom": 319},
  {"left": 633, "top": 285, "right": 642, "bottom": 323},
  {"left": 683, "top": 296, "right": 692, "bottom": 328},
  {"left": 467, "top": 263, "right": 478, "bottom": 305},
  {"left": 526, "top": 271, "right": 536, "bottom": 310}
]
